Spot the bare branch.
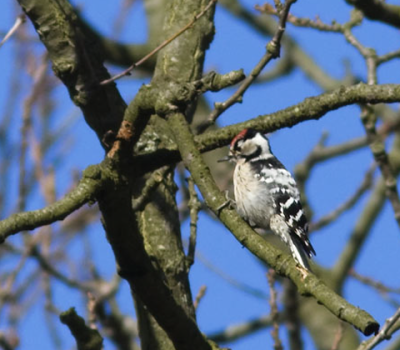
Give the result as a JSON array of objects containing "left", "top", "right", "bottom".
[
  {"left": 357, "top": 307, "right": 400, "bottom": 350},
  {"left": 331, "top": 322, "right": 345, "bottom": 350},
  {"left": 198, "top": 0, "right": 298, "bottom": 132},
  {"left": 100, "top": 0, "right": 218, "bottom": 86},
  {"left": 310, "top": 166, "right": 375, "bottom": 232},
  {"left": 60, "top": 308, "right": 103, "bottom": 350},
  {"left": 197, "top": 251, "right": 268, "bottom": 299},
  {"left": 267, "top": 269, "right": 283, "bottom": 350},
  {"left": 360, "top": 106, "right": 400, "bottom": 229},
  {"left": 0, "top": 14, "right": 26, "bottom": 49},
  {"left": 349, "top": 270, "right": 400, "bottom": 295},
  {"left": 283, "top": 279, "right": 303, "bottom": 350},
  {"left": 209, "top": 315, "right": 275, "bottom": 343},
  {"left": 193, "top": 285, "right": 207, "bottom": 311},
  {"left": 187, "top": 177, "right": 202, "bottom": 265},
  {"left": 332, "top": 135, "right": 400, "bottom": 289},
  {"left": 0, "top": 165, "right": 103, "bottom": 243},
  {"left": 131, "top": 166, "right": 171, "bottom": 211}
]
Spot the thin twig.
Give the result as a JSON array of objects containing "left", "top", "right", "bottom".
[
  {"left": 193, "top": 285, "right": 207, "bottom": 310},
  {"left": 282, "top": 279, "right": 302, "bottom": 350},
  {"left": 349, "top": 269, "right": 400, "bottom": 295},
  {"left": 377, "top": 49, "right": 400, "bottom": 65},
  {"left": 330, "top": 322, "right": 345, "bottom": 350},
  {"left": 267, "top": 269, "right": 283, "bottom": 350},
  {"left": 347, "top": 20, "right": 400, "bottom": 230},
  {"left": 208, "top": 315, "right": 276, "bottom": 344},
  {"left": 0, "top": 14, "right": 26, "bottom": 49},
  {"left": 310, "top": 165, "right": 375, "bottom": 232},
  {"left": 100, "top": 0, "right": 217, "bottom": 85},
  {"left": 361, "top": 106, "right": 400, "bottom": 229},
  {"left": 358, "top": 307, "right": 400, "bottom": 350},
  {"left": 197, "top": 251, "right": 268, "bottom": 299},
  {"left": 131, "top": 166, "right": 171, "bottom": 211},
  {"left": 256, "top": 3, "right": 362, "bottom": 33},
  {"left": 198, "top": 0, "right": 297, "bottom": 133},
  {"left": 30, "top": 246, "right": 92, "bottom": 291},
  {"left": 87, "top": 292, "right": 98, "bottom": 330},
  {"left": 112, "top": 0, "right": 137, "bottom": 38}
]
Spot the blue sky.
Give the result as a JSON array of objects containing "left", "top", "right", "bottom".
[{"left": 1, "top": 1, "right": 400, "bottom": 349}]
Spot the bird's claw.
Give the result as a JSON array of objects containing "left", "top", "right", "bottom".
[{"left": 216, "top": 190, "right": 236, "bottom": 214}]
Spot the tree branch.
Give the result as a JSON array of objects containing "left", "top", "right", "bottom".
[
  {"left": 0, "top": 165, "right": 103, "bottom": 243},
  {"left": 346, "top": 0, "right": 400, "bottom": 29},
  {"left": 357, "top": 307, "right": 400, "bottom": 350},
  {"left": 60, "top": 308, "right": 103, "bottom": 350},
  {"left": 332, "top": 134, "right": 400, "bottom": 289},
  {"left": 197, "top": 83, "right": 400, "bottom": 152},
  {"left": 198, "top": 0, "right": 297, "bottom": 132},
  {"left": 208, "top": 315, "right": 274, "bottom": 343},
  {"left": 100, "top": 0, "right": 217, "bottom": 86},
  {"left": 135, "top": 84, "right": 400, "bottom": 175},
  {"left": 167, "top": 111, "right": 379, "bottom": 336},
  {"left": 16, "top": 0, "right": 126, "bottom": 142}
]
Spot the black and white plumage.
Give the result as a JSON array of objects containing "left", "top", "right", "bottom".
[{"left": 224, "top": 128, "right": 316, "bottom": 269}]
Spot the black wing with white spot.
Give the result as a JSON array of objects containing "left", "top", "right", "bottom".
[
  {"left": 275, "top": 192, "right": 316, "bottom": 258},
  {"left": 251, "top": 156, "right": 316, "bottom": 259}
]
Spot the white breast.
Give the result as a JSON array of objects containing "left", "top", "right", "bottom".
[{"left": 233, "top": 162, "right": 274, "bottom": 229}]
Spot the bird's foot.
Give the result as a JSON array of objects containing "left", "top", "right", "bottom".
[{"left": 216, "top": 191, "right": 236, "bottom": 214}]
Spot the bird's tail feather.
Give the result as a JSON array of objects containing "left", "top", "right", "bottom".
[{"left": 289, "top": 238, "right": 312, "bottom": 270}]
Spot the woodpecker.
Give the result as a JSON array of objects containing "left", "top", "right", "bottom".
[{"left": 221, "top": 128, "right": 316, "bottom": 270}]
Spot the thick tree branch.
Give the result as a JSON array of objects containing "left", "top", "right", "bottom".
[
  {"left": 100, "top": 0, "right": 217, "bottom": 86},
  {"left": 135, "top": 83, "right": 400, "bottom": 174},
  {"left": 96, "top": 1, "right": 219, "bottom": 349},
  {"left": 97, "top": 169, "right": 213, "bottom": 350},
  {"left": 16, "top": 0, "right": 126, "bottom": 142},
  {"left": 0, "top": 165, "right": 103, "bottom": 243},
  {"left": 197, "top": 83, "right": 400, "bottom": 152}
]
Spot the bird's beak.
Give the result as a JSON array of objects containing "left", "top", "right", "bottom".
[{"left": 218, "top": 155, "right": 232, "bottom": 163}]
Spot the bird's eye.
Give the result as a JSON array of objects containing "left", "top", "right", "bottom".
[{"left": 234, "top": 140, "right": 243, "bottom": 151}]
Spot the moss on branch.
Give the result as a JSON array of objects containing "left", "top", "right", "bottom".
[
  {"left": 0, "top": 165, "right": 103, "bottom": 243},
  {"left": 134, "top": 83, "right": 400, "bottom": 174},
  {"left": 98, "top": 1, "right": 218, "bottom": 349},
  {"left": 16, "top": 0, "right": 126, "bottom": 142},
  {"left": 197, "top": 83, "right": 400, "bottom": 152}
]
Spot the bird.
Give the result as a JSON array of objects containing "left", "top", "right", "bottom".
[{"left": 219, "top": 128, "right": 316, "bottom": 270}]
